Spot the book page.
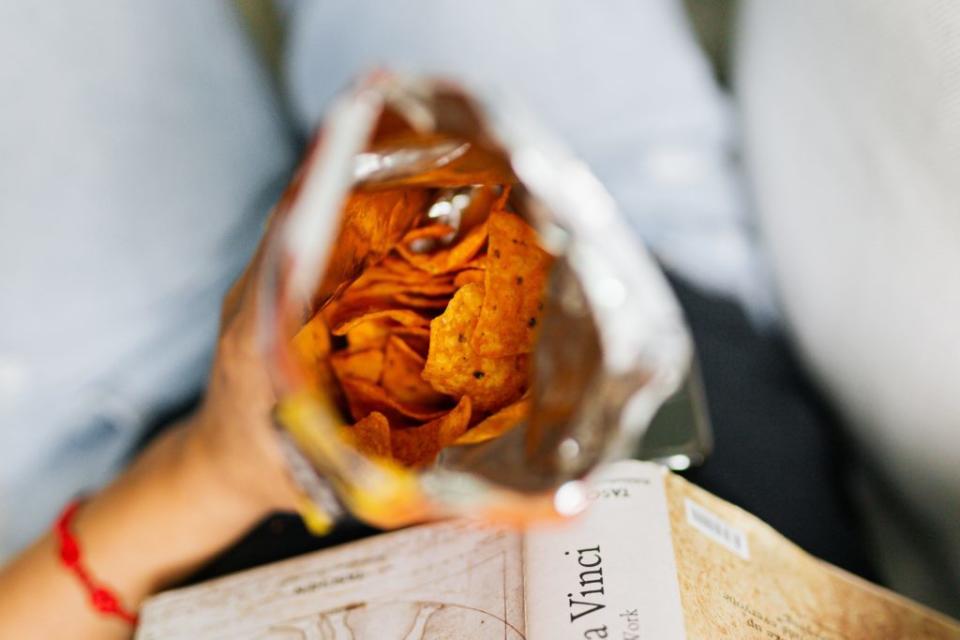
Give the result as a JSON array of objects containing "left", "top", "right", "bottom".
[
  {"left": 136, "top": 520, "right": 525, "bottom": 640},
  {"left": 664, "top": 473, "right": 960, "bottom": 640},
  {"left": 523, "top": 460, "right": 687, "bottom": 639}
]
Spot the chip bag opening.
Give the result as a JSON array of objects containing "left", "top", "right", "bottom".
[
  {"left": 261, "top": 73, "right": 693, "bottom": 529},
  {"left": 294, "top": 186, "right": 548, "bottom": 468}
]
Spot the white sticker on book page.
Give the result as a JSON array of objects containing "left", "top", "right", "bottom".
[
  {"left": 685, "top": 498, "right": 750, "bottom": 560},
  {"left": 524, "top": 460, "right": 687, "bottom": 640}
]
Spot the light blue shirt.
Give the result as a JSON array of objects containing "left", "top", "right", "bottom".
[
  {"left": 0, "top": 0, "right": 760, "bottom": 556},
  {"left": 0, "top": 1, "right": 295, "bottom": 556}
]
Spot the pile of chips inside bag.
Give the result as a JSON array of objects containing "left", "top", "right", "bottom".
[{"left": 291, "top": 185, "right": 553, "bottom": 468}]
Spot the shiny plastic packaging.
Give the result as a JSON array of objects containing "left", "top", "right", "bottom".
[{"left": 259, "top": 73, "right": 694, "bottom": 532}]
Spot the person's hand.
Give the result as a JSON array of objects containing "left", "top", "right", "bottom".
[
  {"left": 185, "top": 222, "right": 301, "bottom": 518},
  {"left": 0, "top": 217, "right": 306, "bottom": 640}
]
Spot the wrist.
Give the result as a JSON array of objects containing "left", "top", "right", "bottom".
[
  {"left": 179, "top": 414, "right": 274, "bottom": 525},
  {"left": 185, "top": 402, "right": 300, "bottom": 518},
  {"left": 73, "top": 422, "right": 270, "bottom": 602}
]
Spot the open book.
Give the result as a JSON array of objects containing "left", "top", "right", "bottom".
[{"left": 136, "top": 461, "right": 959, "bottom": 639}]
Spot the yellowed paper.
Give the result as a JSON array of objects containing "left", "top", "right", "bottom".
[
  {"left": 137, "top": 462, "right": 960, "bottom": 639},
  {"left": 665, "top": 473, "right": 960, "bottom": 639}
]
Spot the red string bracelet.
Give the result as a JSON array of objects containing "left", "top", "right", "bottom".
[{"left": 55, "top": 500, "right": 139, "bottom": 626}]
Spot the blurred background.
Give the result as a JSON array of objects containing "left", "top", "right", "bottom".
[{"left": 1, "top": 0, "right": 957, "bottom": 617}]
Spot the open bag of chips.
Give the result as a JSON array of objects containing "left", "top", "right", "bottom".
[{"left": 259, "top": 73, "right": 692, "bottom": 531}]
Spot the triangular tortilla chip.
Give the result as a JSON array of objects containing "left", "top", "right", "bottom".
[
  {"left": 330, "top": 348, "right": 384, "bottom": 385},
  {"left": 340, "top": 376, "right": 450, "bottom": 424},
  {"left": 381, "top": 335, "right": 450, "bottom": 408},
  {"left": 422, "top": 283, "right": 529, "bottom": 412},
  {"left": 350, "top": 411, "right": 392, "bottom": 458},
  {"left": 396, "top": 222, "right": 488, "bottom": 275},
  {"left": 471, "top": 211, "right": 552, "bottom": 357},
  {"left": 391, "top": 396, "right": 471, "bottom": 467},
  {"left": 455, "top": 396, "right": 531, "bottom": 445}
]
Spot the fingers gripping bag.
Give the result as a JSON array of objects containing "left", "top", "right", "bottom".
[{"left": 258, "top": 72, "right": 693, "bottom": 533}]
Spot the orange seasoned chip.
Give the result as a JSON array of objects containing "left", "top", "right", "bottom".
[
  {"left": 330, "top": 348, "right": 384, "bottom": 385},
  {"left": 324, "top": 293, "right": 410, "bottom": 332},
  {"left": 455, "top": 395, "right": 531, "bottom": 445},
  {"left": 391, "top": 292, "right": 451, "bottom": 309},
  {"left": 396, "top": 222, "right": 488, "bottom": 275},
  {"left": 290, "top": 183, "right": 552, "bottom": 469},
  {"left": 436, "top": 397, "right": 473, "bottom": 446},
  {"left": 317, "top": 188, "right": 429, "bottom": 301},
  {"left": 458, "top": 256, "right": 487, "bottom": 271},
  {"left": 401, "top": 223, "right": 456, "bottom": 244},
  {"left": 322, "top": 260, "right": 451, "bottom": 319},
  {"left": 351, "top": 411, "right": 392, "bottom": 458},
  {"left": 327, "top": 288, "right": 448, "bottom": 317},
  {"left": 471, "top": 211, "right": 552, "bottom": 357},
  {"left": 422, "top": 283, "right": 530, "bottom": 413},
  {"left": 349, "top": 279, "right": 457, "bottom": 299},
  {"left": 324, "top": 281, "right": 454, "bottom": 328},
  {"left": 390, "top": 326, "right": 431, "bottom": 356},
  {"left": 291, "top": 311, "right": 333, "bottom": 389},
  {"left": 340, "top": 376, "right": 449, "bottom": 424},
  {"left": 381, "top": 335, "right": 450, "bottom": 408},
  {"left": 377, "top": 254, "right": 429, "bottom": 276},
  {"left": 453, "top": 268, "right": 485, "bottom": 288},
  {"left": 346, "top": 322, "right": 440, "bottom": 362},
  {"left": 388, "top": 279, "right": 457, "bottom": 297},
  {"left": 349, "top": 260, "right": 456, "bottom": 291},
  {"left": 391, "top": 396, "right": 471, "bottom": 467},
  {"left": 328, "top": 309, "right": 429, "bottom": 336},
  {"left": 345, "top": 319, "right": 391, "bottom": 350},
  {"left": 292, "top": 311, "right": 331, "bottom": 368}
]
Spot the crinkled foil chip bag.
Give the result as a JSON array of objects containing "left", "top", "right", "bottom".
[{"left": 259, "top": 73, "right": 692, "bottom": 532}]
